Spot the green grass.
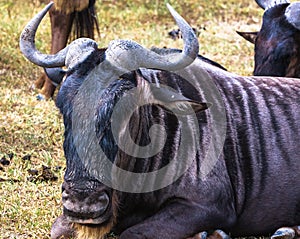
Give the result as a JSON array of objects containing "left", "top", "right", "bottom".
[{"left": 0, "top": 0, "right": 269, "bottom": 238}]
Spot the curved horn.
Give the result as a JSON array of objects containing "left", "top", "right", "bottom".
[
  {"left": 20, "top": 2, "right": 68, "bottom": 67},
  {"left": 285, "top": 2, "right": 300, "bottom": 30},
  {"left": 255, "top": 0, "right": 290, "bottom": 10},
  {"left": 105, "top": 3, "right": 199, "bottom": 72}
]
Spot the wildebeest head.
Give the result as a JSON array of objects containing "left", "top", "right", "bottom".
[
  {"left": 237, "top": 0, "right": 300, "bottom": 77},
  {"left": 20, "top": 2, "right": 205, "bottom": 237}
]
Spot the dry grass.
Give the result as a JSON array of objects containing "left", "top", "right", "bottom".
[{"left": 0, "top": 0, "right": 268, "bottom": 238}]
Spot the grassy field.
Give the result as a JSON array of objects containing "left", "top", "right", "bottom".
[{"left": 0, "top": 0, "right": 267, "bottom": 238}]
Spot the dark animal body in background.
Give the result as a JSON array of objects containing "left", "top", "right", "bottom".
[
  {"left": 237, "top": 0, "right": 300, "bottom": 77},
  {"left": 20, "top": 3, "right": 300, "bottom": 239},
  {"left": 168, "top": 27, "right": 202, "bottom": 40},
  {"left": 33, "top": 0, "right": 99, "bottom": 100}
]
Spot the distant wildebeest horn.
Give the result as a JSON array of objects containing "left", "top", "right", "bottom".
[
  {"left": 20, "top": 2, "right": 198, "bottom": 72},
  {"left": 255, "top": 0, "right": 290, "bottom": 10},
  {"left": 285, "top": 2, "right": 300, "bottom": 31}
]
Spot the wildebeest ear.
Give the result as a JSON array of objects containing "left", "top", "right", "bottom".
[
  {"left": 44, "top": 67, "right": 67, "bottom": 86},
  {"left": 150, "top": 85, "right": 211, "bottom": 115},
  {"left": 236, "top": 31, "right": 258, "bottom": 44}
]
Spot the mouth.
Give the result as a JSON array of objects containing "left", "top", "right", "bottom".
[
  {"left": 63, "top": 205, "right": 112, "bottom": 225},
  {"left": 65, "top": 213, "right": 111, "bottom": 225}
]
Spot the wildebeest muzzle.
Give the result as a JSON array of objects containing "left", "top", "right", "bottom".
[{"left": 61, "top": 181, "right": 111, "bottom": 225}]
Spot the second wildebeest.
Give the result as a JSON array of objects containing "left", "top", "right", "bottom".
[{"left": 238, "top": 0, "right": 300, "bottom": 77}]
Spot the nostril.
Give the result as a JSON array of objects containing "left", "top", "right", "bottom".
[
  {"left": 62, "top": 191, "right": 69, "bottom": 202},
  {"left": 98, "top": 193, "right": 109, "bottom": 208}
]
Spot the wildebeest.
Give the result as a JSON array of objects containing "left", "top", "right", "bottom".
[
  {"left": 33, "top": 0, "right": 99, "bottom": 100},
  {"left": 237, "top": 0, "right": 300, "bottom": 77},
  {"left": 20, "top": 2, "right": 300, "bottom": 239}
]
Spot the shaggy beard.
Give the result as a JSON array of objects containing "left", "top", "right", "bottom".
[{"left": 72, "top": 221, "right": 114, "bottom": 239}]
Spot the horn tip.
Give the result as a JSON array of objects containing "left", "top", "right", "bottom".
[
  {"left": 166, "top": 3, "right": 172, "bottom": 10},
  {"left": 47, "top": 1, "right": 54, "bottom": 10},
  {"left": 166, "top": 3, "right": 178, "bottom": 18}
]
